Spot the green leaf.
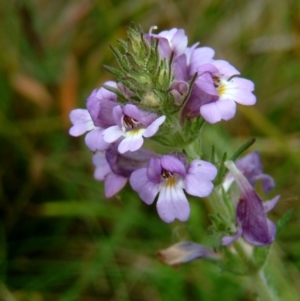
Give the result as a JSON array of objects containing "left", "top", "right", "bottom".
[
  {"left": 109, "top": 45, "right": 130, "bottom": 72},
  {"left": 229, "top": 137, "right": 256, "bottom": 161},
  {"left": 103, "top": 65, "right": 124, "bottom": 79},
  {"left": 253, "top": 246, "right": 270, "bottom": 269},
  {"left": 276, "top": 209, "right": 294, "bottom": 234}
]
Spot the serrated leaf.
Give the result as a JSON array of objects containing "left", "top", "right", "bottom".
[
  {"left": 103, "top": 65, "right": 124, "bottom": 80},
  {"left": 117, "top": 39, "right": 128, "bottom": 51},
  {"left": 109, "top": 45, "right": 130, "bottom": 72}
]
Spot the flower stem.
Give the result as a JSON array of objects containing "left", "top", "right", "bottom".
[
  {"left": 233, "top": 238, "right": 281, "bottom": 301},
  {"left": 251, "top": 269, "right": 280, "bottom": 301},
  {"left": 208, "top": 183, "right": 281, "bottom": 301}
]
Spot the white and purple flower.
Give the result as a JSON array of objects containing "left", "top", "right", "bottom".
[
  {"left": 93, "top": 144, "right": 154, "bottom": 198},
  {"left": 102, "top": 104, "right": 166, "bottom": 154},
  {"left": 222, "top": 160, "right": 279, "bottom": 246},
  {"left": 130, "top": 153, "right": 217, "bottom": 223},
  {"left": 69, "top": 81, "right": 118, "bottom": 151},
  {"left": 184, "top": 61, "right": 256, "bottom": 123},
  {"left": 147, "top": 27, "right": 188, "bottom": 60}
]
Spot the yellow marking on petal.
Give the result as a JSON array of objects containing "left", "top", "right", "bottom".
[
  {"left": 124, "top": 128, "right": 145, "bottom": 138},
  {"left": 217, "top": 81, "right": 227, "bottom": 96},
  {"left": 166, "top": 177, "right": 175, "bottom": 188}
]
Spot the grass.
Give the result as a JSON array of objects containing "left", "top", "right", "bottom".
[{"left": 1, "top": 0, "right": 300, "bottom": 300}]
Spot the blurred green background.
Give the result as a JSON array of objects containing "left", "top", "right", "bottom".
[{"left": 1, "top": 0, "right": 300, "bottom": 300}]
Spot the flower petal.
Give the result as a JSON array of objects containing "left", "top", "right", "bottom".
[
  {"left": 118, "top": 131, "right": 145, "bottom": 153},
  {"left": 69, "top": 109, "right": 94, "bottom": 136},
  {"left": 263, "top": 195, "right": 280, "bottom": 213},
  {"left": 130, "top": 168, "right": 159, "bottom": 205},
  {"left": 222, "top": 227, "right": 243, "bottom": 246},
  {"left": 105, "top": 172, "right": 128, "bottom": 198},
  {"left": 161, "top": 155, "right": 186, "bottom": 178},
  {"left": 156, "top": 186, "right": 190, "bottom": 223},
  {"left": 184, "top": 176, "right": 214, "bottom": 198},
  {"left": 200, "top": 102, "right": 222, "bottom": 124},
  {"left": 103, "top": 126, "right": 124, "bottom": 143},
  {"left": 220, "top": 78, "right": 256, "bottom": 106},
  {"left": 215, "top": 98, "right": 236, "bottom": 121},
  {"left": 143, "top": 115, "right": 166, "bottom": 138},
  {"left": 211, "top": 60, "right": 240, "bottom": 76},
  {"left": 85, "top": 128, "right": 109, "bottom": 152},
  {"left": 92, "top": 152, "right": 111, "bottom": 181},
  {"left": 187, "top": 160, "right": 218, "bottom": 181}
]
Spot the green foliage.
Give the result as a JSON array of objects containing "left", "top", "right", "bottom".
[
  {"left": 253, "top": 246, "right": 271, "bottom": 269},
  {"left": 1, "top": 0, "right": 300, "bottom": 300}
]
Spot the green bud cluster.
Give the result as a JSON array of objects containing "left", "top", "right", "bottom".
[
  {"left": 104, "top": 24, "right": 202, "bottom": 149},
  {"left": 104, "top": 24, "right": 184, "bottom": 115}
]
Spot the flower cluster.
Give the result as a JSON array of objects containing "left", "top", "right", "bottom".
[{"left": 69, "top": 24, "right": 277, "bottom": 240}]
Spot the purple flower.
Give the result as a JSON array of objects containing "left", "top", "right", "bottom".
[
  {"left": 147, "top": 27, "right": 188, "bottom": 60},
  {"left": 130, "top": 154, "right": 217, "bottom": 223},
  {"left": 157, "top": 241, "right": 219, "bottom": 266},
  {"left": 93, "top": 144, "right": 154, "bottom": 197},
  {"left": 222, "top": 161, "right": 279, "bottom": 246},
  {"left": 69, "top": 81, "right": 118, "bottom": 151},
  {"left": 186, "top": 61, "right": 256, "bottom": 123},
  {"left": 102, "top": 104, "right": 166, "bottom": 154},
  {"left": 223, "top": 151, "right": 275, "bottom": 194},
  {"left": 173, "top": 44, "right": 215, "bottom": 82}
]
